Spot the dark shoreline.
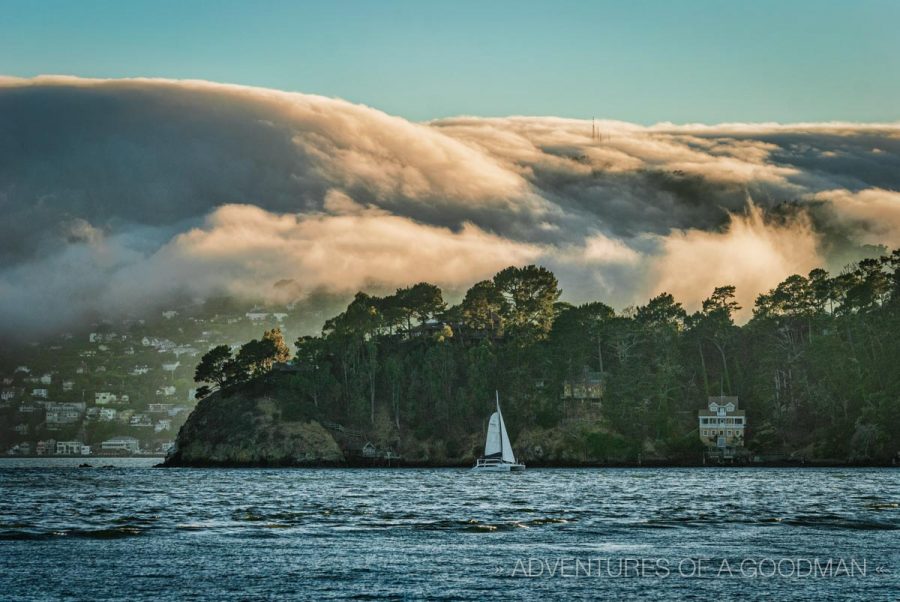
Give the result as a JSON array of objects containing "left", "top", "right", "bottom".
[{"left": 159, "top": 459, "right": 899, "bottom": 469}]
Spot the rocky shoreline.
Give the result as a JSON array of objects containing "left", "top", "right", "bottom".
[{"left": 162, "top": 378, "right": 899, "bottom": 470}]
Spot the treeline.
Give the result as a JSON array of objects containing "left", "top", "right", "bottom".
[{"left": 194, "top": 254, "right": 900, "bottom": 461}]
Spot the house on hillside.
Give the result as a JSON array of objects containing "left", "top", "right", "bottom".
[
  {"left": 95, "top": 392, "right": 118, "bottom": 405},
  {"left": 562, "top": 367, "right": 604, "bottom": 403},
  {"left": 56, "top": 440, "right": 86, "bottom": 455},
  {"left": 35, "top": 440, "right": 56, "bottom": 455},
  {"left": 45, "top": 402, "right": 87, "bottom": 429},
  {"left": 101, "top": 436, "right": 140, "bottom": 454},
  {"left": 698, "top": 396, "right": 747, "bottom": 460}
]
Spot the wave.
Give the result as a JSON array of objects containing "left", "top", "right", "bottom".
[{"left": 0, "top": 526, "right": 145, "bottom": 540}]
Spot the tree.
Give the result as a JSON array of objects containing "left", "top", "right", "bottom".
[
  {"left": 394, "top": 283, "right": 446, "bottom": 333},
  {"left": 263, "top": 327, "right": 291, "bottom": 363},
  {"left": 701, "top": 285, "right": 741, "bottom": 323},
  {"left": 193, "top": 345, "right": 232, "bottom": 389},
  {"left": 234, "top": 338, "right": 279, "bottom": 379},
  {"left": 635, "top": 293, "right": 686, "bottom": 329},
  {"left": 459, "top": 280, "right": 506, "bottom": 334},
  {"left": 293, "top": 335, "right": 331, "bottom": 408},
  {"left": 493, "top": 265, "right": 560, "bottom": 337}
]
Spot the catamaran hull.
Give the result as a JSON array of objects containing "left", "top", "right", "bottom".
[{"left": 472, "top": 461, "right": 526, "bottom": 472}]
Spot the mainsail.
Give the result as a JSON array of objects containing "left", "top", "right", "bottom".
[
  {"left": 483, "top": 395, "right": 516, "bottom": 463},
  {"left": 484, "top": 412, "right": 502, "bottom": 458}
]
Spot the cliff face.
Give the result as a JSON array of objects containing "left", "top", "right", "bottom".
[{"left": 164, "top": 386, "right": 344, "bottom": 467}]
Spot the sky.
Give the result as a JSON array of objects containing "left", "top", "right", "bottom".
[
  {"left": 0, "top": 5, "right": 899, "bottom": 336},
  {"left": 2, "top": 0, "right": 899, "bottom": 122},
  {"left": 1, "top": 76, "right": 899, "bottom": 337}
]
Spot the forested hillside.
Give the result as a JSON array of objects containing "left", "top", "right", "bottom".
[{"left": 193, "top": 251, "right": 900, "bottom": 464}]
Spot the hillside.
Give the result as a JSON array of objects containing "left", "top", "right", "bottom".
[
  {"left": 171, "top": 255, "right": 900, "bottom": 467},
  {"left": 164, "top": 376, "right": 344, "bottom": 467}
]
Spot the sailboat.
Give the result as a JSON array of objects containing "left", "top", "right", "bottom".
[{"left": 472, "top": 392, "right": 525, "bottom": 472}]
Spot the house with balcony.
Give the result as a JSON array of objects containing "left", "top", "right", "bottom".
[
  {"left": 561, "top": 367, "right": 604, "bottom": 405},
  {"left": 45, "top": 402, "right": 87, "bottom": 429},
  {"left": 35, "top": 439, "right": 56, "bottom": 455},
  {"left": 100, "top": 436, "right": 140, "bottom": 454},
  {"left": 698, "top": 396, "right": 747, "bottom": 459},
  {"left": 56, "top": 440, "right": 85, "bottom": 455}
]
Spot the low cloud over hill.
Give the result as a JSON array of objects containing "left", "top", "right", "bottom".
[{"left": 1, "top": 76, "right": 899, "bottom": 334}]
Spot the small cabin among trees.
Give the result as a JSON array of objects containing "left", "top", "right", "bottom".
[{"left": 562, "top": 367, "right": 604, "bottom": 403}]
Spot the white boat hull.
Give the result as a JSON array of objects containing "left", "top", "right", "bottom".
[
  {"left": 472, "top": 458, "right": 526, "bottom": 472},
  {"left": 473, "top": 393, "right": 525, "bottom": 471}
]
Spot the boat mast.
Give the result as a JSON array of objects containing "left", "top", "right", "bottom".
[{"left": 496, "top": 390, "right": 503, "bottom": 462}]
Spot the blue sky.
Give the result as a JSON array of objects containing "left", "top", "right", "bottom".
[{"left": 2, "top": 0, "right": 899, "bottom": 123}]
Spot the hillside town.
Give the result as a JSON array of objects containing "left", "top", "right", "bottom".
[{"left": 0, "top": 298, "right": 331, "bottom": 457}]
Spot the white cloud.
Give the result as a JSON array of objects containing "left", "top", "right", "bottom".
[{"left": 0, "top": 76, "right": 898, "bottom": 333}]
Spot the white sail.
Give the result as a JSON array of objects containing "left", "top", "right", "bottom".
[
  {"left": 484, "top": 412, "right": 502, "bottom": 457},
  {"left": 496, "top": 404, "right": 516, "bottom": 464},
  {"left": 472, "top": 392, "right": 525, "bottom": 471}
]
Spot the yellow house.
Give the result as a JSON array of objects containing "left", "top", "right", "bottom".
[{"left": 698, "top": 396, "right": 746, "bottom": 450}]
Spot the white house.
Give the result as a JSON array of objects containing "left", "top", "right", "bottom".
[
  {"left": 162, "top": 361, "right": 180, "bottom": 372},
  {"left": 154, "top": 418, "right": 172, "bottom": 433},
  {"left": 45, "top": 402, "right": 86, "bottom": 428},
  {"left": 95, "top": 392, "right": 118, "bottom": 405},
  {"left": 101, "top": 436, "right": 140, "bottom": 454},
  {"left": 32, "top": 388, "right": 49, "bottom": 399},
  {"left": 98, "top": 408, "right": 118, "bottom": 422},
  {"left": 40, "top": 374, "right": 52, "bottom": 385},
  {"left": 56, "top": 440, "right": 85, "bottom": 455},
  {"left": 129, "top": 414, "right": 153, "bottom": 428},
  {"left": 162, "top": 310, "right": 178, "bottom": 319},
  {"left": 62, "top": 380, "right": 75, "bottom": 391},
  {"left": 699, "top": 396, "right": 746, "bottom": 450},
  {"left": 156, "top": 386, "right": 176, "bottom": 397}
]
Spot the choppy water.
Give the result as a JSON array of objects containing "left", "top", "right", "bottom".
[{"left": 0, "top": 461, "right": 898, "bottom": 600}]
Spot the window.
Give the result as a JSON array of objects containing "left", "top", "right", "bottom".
[{"left": 734, "top": 418, "right": 743, "bottom": 425}]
